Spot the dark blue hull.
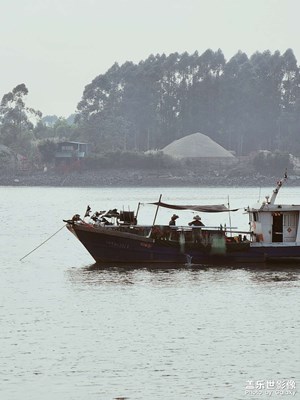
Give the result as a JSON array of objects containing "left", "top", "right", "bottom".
[
  {"left": 70, "top": 225, "right": 270, "bottom": 264},
  {"left": 250, "top": 244, "right": 300, "bottom": 262},
  {"left": 66, "top": 175, "right": 300, "bottom": 266}
]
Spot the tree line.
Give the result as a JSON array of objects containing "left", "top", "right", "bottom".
[
  {"left": 76, "top": 49, "right": 300, "bottom": 156},
  {"left": 0, "top": 48, "right": 300, "bottom": 165}
]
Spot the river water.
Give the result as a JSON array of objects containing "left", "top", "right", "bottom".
[{"left": 1, "top": 185, "right": 299, "bottom": 400}]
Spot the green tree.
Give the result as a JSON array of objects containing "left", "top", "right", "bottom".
[
  {"left": 74, "top": 49, "right": 300, "bottom": 157},
  {"left": 0, "top": 84, "right": 42, "bottom": 154},
  {"left": 37, "top": 139, "right": 57, "bottom": 163}
]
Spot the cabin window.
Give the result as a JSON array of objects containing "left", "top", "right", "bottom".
[
  {"left": 61, "top": 145, "right": 74, "bottom": 151},
  {"left": 253, "top": 212, "right": 259, "bottom": 222},
  {"left": 284, "top": 214, "right": 297, "bottom": 227}
]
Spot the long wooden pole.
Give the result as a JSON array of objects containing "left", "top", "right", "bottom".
[
  {"left": 135, "top": 202, "right": 141, "bottom": 220},
  {"left": 152, "top": 194, "right": 162, "bottom": 226},
  {"left": 227, "top": 195, "right": 232, "bottom": 236}
]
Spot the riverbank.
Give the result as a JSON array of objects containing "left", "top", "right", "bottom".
[{"left": 1, "top": 168, "right": 299, "bottom": 187}]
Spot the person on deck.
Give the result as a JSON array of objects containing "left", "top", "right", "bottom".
[
  {"left": 169, "top": 214, "right": 179, "bottom": 226},
  {"left": 188, "top": 215, "right": 204, "bottom": 244},
  {"left": 188, "top": 215, "right": 204, "bottom": 226}
]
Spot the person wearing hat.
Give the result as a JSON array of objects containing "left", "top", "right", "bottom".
[
  {"left": 188, "top": 215, "right": 204, "bottom": 226},
  {"left": 188, "top": 215, "right": 204, "bottom": 244},
  {"left": 169, "top": 214, "right": 179, "bottom": 226}
]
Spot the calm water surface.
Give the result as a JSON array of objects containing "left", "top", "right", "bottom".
[{"left": 0, "top": 186, "right": 299, "bottom": 400}]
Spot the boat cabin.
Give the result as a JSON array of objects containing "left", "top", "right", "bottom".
[
  {"left": 248, "top": 204, "right": 300, "bottom": 243},
  {"left": 247, "top": 175, "right": 300, "bottom": 244}
]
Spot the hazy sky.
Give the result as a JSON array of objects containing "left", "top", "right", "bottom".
[{"left": 1, "top": 0, "right": 299, "bottom": 117}]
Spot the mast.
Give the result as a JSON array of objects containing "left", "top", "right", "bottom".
[{"left": 269, "top": 171, "right": 288, "bottom": 205}]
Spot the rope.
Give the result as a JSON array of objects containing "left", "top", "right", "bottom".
[{"left": 19, "top": 224, "right": 67, "bottom": 261}]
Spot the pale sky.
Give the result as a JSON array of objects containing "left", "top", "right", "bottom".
[{"left": 1, "top": 0, "right": 299, "bottom": 117}]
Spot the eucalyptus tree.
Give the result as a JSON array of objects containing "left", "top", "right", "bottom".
[
  {"left": 248, "top": 50, "right": 283, "bottom": 151},
  {"left": 0, "top": 84, "right": 42, "bottom": 154},
  {"left": 75, "top": 48, "right": 300, "bottom": 157},
  {"left": 76, "top": 62, "right": 133, "bottom": 151},
  {"left": 277, "top": 49, "right": 300, "bottom": 151},
  {"left": 280, "top": 49, "right": 299, "bottom": 112},
  {"left": 218, "top": 50, "right": 289, "bottom": 155},
  {"left": 183, "top": 49, "right": 226, "bottom": 142},
  {"left": 119, "top": 56, "right": 161, "bottom": 150},
  {"left": 156, "top": 52, "right": 182, "bottom": 146}
]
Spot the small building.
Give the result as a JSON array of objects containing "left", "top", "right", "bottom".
[{"left": 55, "top": 141, "right": 90, "bottom": 171}]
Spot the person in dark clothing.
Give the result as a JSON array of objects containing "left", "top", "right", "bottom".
[
  {"left": 188, "top": 215, "right": 204, "bottom": 226},
  {"left": 188, "top": 215, "right": 204, "bottom": 244},
  {"left": 169, "top": 214, "right": 179, "bottom": 226}
]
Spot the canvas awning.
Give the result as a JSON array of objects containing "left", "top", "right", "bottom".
[{"left": 149, "top": 201, "right": 238, "bottom": 213}]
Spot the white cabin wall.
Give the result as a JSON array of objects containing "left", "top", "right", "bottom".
[
  {"left": 260, "top": 214, "right": 272, "bottom": 242},
  {"left": 249, "top": 212, "right": 272, "bottom": 242},
  {"left": 295, "top": 217, "right": 300, "bottom": 243},
  {"left": 250, "top": 207, "right": 300, "bottom": 244}
]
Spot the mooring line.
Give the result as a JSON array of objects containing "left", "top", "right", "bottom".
[{"left": 19, "top": 224, "right": 67, "bottom": 261}]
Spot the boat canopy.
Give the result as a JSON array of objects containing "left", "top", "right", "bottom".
[{"left": 149, "top": 201, "right": 238, "bottom": 213}]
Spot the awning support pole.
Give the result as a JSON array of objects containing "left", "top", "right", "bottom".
[
  {"left": 135, "top": 202, "right": 141, "bottom": 219},
  {"left": 228, "top": 195, "right": 232, "bottom": 236},
  {"left": 152, "top": 194, "right": 162, "bottom": 226}
]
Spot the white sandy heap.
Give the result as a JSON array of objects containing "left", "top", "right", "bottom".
[{"left": 162, "top": 132, "right": 236, "bottom": 160}]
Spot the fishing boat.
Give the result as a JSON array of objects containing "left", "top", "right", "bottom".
[{"left": 64, "top": 173, "right": 300, "bottom": 265}]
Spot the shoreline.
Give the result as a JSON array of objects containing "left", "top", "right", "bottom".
[{"left": 1, "top": 169, "right": 300, "bottom": 187}]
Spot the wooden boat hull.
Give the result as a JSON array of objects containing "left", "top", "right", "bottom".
[
  {"left": 68, "top": 224, "right": 269, "bottom": 264},
  {"left": 65, "top": 174, "right": 300, "bottom": 266}
]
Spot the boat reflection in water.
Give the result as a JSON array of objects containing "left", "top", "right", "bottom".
[
  {"left": 64, "top": 173, "right": 300, "bottom": 267},
  {"left": 67, "top": 261, "right": 300, "bottom": 289}
]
